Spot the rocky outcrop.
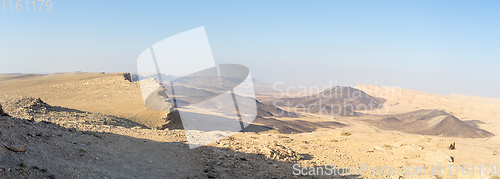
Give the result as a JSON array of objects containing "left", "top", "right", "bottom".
[
  {"left": 139, "top": 78, "right": 175, "bottom": 112},
  {"left": 261, "top": 141, "right": 303, "bottom": 161},
  {"left": 157, "top": 110, "right": 183, "bottom": 130},
  {"left": 0, "top": 103, "right": 8, "bottom": 116},
  {"left": 123, "top": 73, "right": 132, "bottom": 82}
]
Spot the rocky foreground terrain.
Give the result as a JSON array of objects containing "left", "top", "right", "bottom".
[
  {"left": 0, "top": 96, "right": 312, "bottom": 178},
  {"left": 2, "top": 96, "right": 499, "bottom": 178}
]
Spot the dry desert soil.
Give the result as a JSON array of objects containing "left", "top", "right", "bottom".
[{"left": 0, "top": 72, "right": 499, "bottom": 178}]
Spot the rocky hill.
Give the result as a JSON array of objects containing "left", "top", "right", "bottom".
[
  {"left": 367, "top": 109, "right": 494, "bottom": 138},
  {"left": 281, "top": 86, "right": 386, "bottom": 116}
]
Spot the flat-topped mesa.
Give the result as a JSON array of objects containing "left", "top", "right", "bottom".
[{"left": 0, "top": 103, "right": 8, "bottom": 116}]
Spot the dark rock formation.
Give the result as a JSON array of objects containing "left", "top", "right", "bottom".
[{"left": 0, "top": 103, "right": 8, "bottom": 116}]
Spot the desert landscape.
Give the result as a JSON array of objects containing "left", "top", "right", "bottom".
[
  {"left": 2, "top": 0, "right": 499, "bottom": 178},
  {"left": 0, "top": 72, "right": 499, "bottom": 178}
]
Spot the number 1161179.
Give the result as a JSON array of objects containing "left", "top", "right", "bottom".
[{"left": 1, "top": 0, "right": 52, "bottom": 12}]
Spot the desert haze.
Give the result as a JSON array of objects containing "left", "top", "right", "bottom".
[{"left": 0, "top": 72, "right": 499, "bottom": 178}]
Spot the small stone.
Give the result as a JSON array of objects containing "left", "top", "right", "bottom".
[
  {"left": 207, "top": 173, "right": 216, "bottom": 178},
  {"left": 448, "top": 142, "right": 456, "bottom": 150},
  {"left": 18, "top": 162, "right": 27, "bottom": 167},
  {"left": 5, "top": 144, "right": 27, "bottom": 152}
]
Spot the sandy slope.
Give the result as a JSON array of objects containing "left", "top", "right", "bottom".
[{"left": 0, "top": 72, "right": 167, "bottom": 128}]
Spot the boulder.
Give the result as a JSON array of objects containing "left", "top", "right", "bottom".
[
  {"left": 448, "top": 142, "right": 456, "bottom": 150},
  {"left": 5, "top": 144, "right": 26, "bottom": 152},
  {"left": 0, "top": 103, "right": 8, "bottom": 116}
]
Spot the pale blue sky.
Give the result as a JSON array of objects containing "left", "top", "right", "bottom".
[{"left": 1, "top": 1, "right": 499, "bottom": 97}]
